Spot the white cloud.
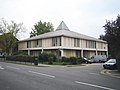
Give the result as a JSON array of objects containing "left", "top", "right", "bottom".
[{"left": 0, "top": 0, "right": 120, "bottom": 40}]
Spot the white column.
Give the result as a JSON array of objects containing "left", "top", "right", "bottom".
[
  {"left": 106, "top": 51, "right": 108, "bottom": 58},
  {"left": 60, "top": 49, "right": 64, "bottom": 57},
  {"left": 28, "top": 50, "right": 30, "bottom": 55},
  {"left": 41, "top": 47, "right": 44, "bottom": 53},
  {"left": 61, "top": 36, "right": 64, "bottom": 46},
  {"left": 106, "top": 44, "right": 108, "bottom": 58},
  {"left": 96, "top": 49, "right": 98, "bottom": 55},
  {"left": 81, "top": 50, "right": 83, "bottom": 57}
]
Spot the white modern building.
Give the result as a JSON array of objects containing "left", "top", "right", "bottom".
[{"left": 18, "top": 21, "right": 108, "bottom": 58}]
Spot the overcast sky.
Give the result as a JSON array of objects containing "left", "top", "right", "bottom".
[{"left": 0, "top": 0, "right": 120, "bottom": 40}]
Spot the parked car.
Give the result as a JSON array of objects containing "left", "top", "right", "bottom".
[
  {"left": 90, "top": 55, "right": 107, "bottom": 63},
  {"left": 103, "top": 59, "right": 117, "bottom": 69},
  {"left": 0, "top": 52, "right": 4, "bottom": 58},
  {"left": 81, "top": 57, "right": 92, "bottom": 64}
]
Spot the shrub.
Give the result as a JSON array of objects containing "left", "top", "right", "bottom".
[
  {"left": 62, "top": 62, "right": 68, "bottom": 65},
  {"left": 61, "top": 57, "right": 67, "bottom": 62},
  {"left": 39, "top": 52, "right": 48, "bottom": 62},
  {"left": 12, "top": 51, "right": 28, "bottom": 56},
  {"left": 6, "top": 55, "right": 35, "bottom": 63},
  {"left": 69, "top": 57, "right": 77, "bottom": 65},
  {"left": 48, "top": 57, "right": 53, "bottom": 64},
  {"left": 48, "top": 53, "right": 56, "bottom": 62},
  {"left": 113, "top": 54, "right": 120, "bottom": 72},
  {"left": 61, "top": 57, "right": 70, "bottom": 63},
  {"left": 77, "top": 57, "right": 83, "bottom": 64},
  {"left": 116, "top": 58, "right": 120, "bottom": 72},
  {"left": 39, "top": 52, "right": 56, "bottom": 63}
]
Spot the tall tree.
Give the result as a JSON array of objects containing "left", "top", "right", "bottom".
[
  {"left": 30, "top": 21, "right": 54, "bottom": 37},
  {"left": 101, "top": 15, "right": 120, "bottom": 71},
  {"left": 0, "top": 19, "right": 24, "bottom": 55}
]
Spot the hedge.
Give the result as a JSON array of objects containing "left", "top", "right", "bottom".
[{"left": 6, "top": 55, "right": 35, "bottom": 63}]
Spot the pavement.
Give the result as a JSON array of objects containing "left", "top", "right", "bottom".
[
  {"left": 1, "top": 60, "right": 85, "bottom": 67},
  {"left": 101, "top": 69, "right": 120, "bottom": 79},
  {"left": 37, "top": 63, "right": 86, "bottom": 67}
]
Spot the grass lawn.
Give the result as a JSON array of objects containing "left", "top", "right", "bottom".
[
  {"left": 39, "top": 61, "right": 82, "bottom": 65},
  {"left": 39, "top": 61, "right": 68, "bottom": 65}
]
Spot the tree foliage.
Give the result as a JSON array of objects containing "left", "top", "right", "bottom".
[
  {"left": 0, "top": 19, "right": 23, "bottom": 55},
  {"left": 101, "top": 15, "right": 120, "bottom": 71},
  {"left": 30, "top": 21, "right": 54, "bottom": 37},
  {"left": 102, "top": 15, "right": 120, "bottom": 57}
]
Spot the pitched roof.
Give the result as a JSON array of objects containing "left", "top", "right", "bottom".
[
  {"left": 19, "top": 30, "right": 106, "bottom": 42},
  {"left": 19, "top": 21, "right": 106, "bottom": 43},
  {"left": 56, "top": 21, "right": 69, "bottom": 30}
]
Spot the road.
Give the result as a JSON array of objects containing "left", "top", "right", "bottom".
[{"left": 0, "top": 62, "right": 120, "bottom": 90}]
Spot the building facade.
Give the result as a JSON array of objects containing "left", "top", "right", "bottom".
[{"left": 18, "top": 21, "right": 108, "bottom": 58}]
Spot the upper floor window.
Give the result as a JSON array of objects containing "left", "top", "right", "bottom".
[
  {"left": 86, "top": 40, "right": 96, "bottom": 48},
  {"left": 74, "top": 38, "right": 80, "bottom": 47},
  {"left": 27, "top": 40, "right": 42, "bottom": 48},
  {"left": 52, "top": 37, "right": 61, "bottom": 46},
  {"left": 91, "top": 41, "right": 96, "bottom": 48},
  {"left": 38, "top": 39, "right": 42, "bottom": 47},
  {"left": 27, "top": 41, "right": 31, "bottom": 48},
  {"left": 33, "top": 40, "right": 38, "bottom": 47}
]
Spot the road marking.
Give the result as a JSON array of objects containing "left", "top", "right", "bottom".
[
  {"left": 0, "top": 66, "right": 4, "bottom": 70},
  {"left": 75, "top": 81, "right": 115, "bottom": 90},
  {"left": 6, "top": 66, "right": 20, "bottom": 70},
  {"left": 28, "top": 70, "right": 55, "bottom": 78},
  {"left": 89, "top": 73, "right": 100, "bottom": 75}
]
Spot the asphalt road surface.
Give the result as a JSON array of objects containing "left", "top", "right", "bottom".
[{"left": 0, "top": 62, "right": 120, "bottom": 90}]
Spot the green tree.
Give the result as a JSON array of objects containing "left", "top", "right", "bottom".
[
  {"left": 0, "top": 19, "right": 23, "bottom": 55},
  {"left": 101, "top": 15, "right": 120, "bottom": 71},
  {"left": 30, "top": 21, "right": 54, "bottom": 37}
]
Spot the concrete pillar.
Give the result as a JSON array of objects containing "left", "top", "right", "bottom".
[
  {"left": 81, "top": 50, "right": 83, "bottom": 57},
  {"left": 96, "top": 49, "right": 98, "bottom": 55},
  {"left": 106, "top": 45, "right": 108, "bottom": 58},
  {"left": 61, "top": 36, "right": 64, "bottom": 46},
  {"left": 28, "top": 50, "right": 30, "bottom": 55},
  {"left": 41, "top": 47, "right": 44, "bottom": 53},
  {"left": 60, "top": 49, "right": 64, "bottom": 57},
  {"left": 106, "top": 51, "right": 108, "bottom": 58}
]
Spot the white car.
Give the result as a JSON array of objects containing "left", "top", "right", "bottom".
[
  {"left": 0, "top": 52, "right": 5, "bottom": 58},
  {"left": 103, "top": 59, "right": 117, "bottom": 69}
]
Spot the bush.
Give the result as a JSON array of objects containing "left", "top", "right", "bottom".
[
  {"left": 6, "top": 55, "right": 35, "bottom": 63},
  {"left": 48, "top": 57, "right": 54, "bottom": 64},
  {"left": 69, "top": 57, "right": 77, "bottom": 65},
  {"left": 62, "top": 62, "right": 68, "bottom": 65},
  {"left": 39, "top": 52, "right": 48, "bottom": 62},
  {"left": 12, "top": 51, "right": 28, "bottom": 56},
  {"left": 76, "top": 57, "right": 82, "bottom": 64},
  {"left": 115, "top": 54, "right": 120, "bottom": 72},
  {"left": 116, "top": 59, "right": 120, "bottom": 72},
  {"left": 61, "top": 57, "right": 70, "bottom": 63},
  {"left": 61, "top": 57, "right": 82, "bottom": 65},
  {"left": 39, "top": 52, "right": 56, "bottom": 63}
]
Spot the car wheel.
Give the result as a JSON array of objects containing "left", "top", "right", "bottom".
[
  {"left": 103, "top": 66, "right": 106, "bottom": 69},
  {"left": 86, "top": 62, "right": 88, "bottom": 64}
]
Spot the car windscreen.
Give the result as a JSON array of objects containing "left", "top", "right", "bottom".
[{"left": 107, "top": 59, "right": 116, "bottom": 63}]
